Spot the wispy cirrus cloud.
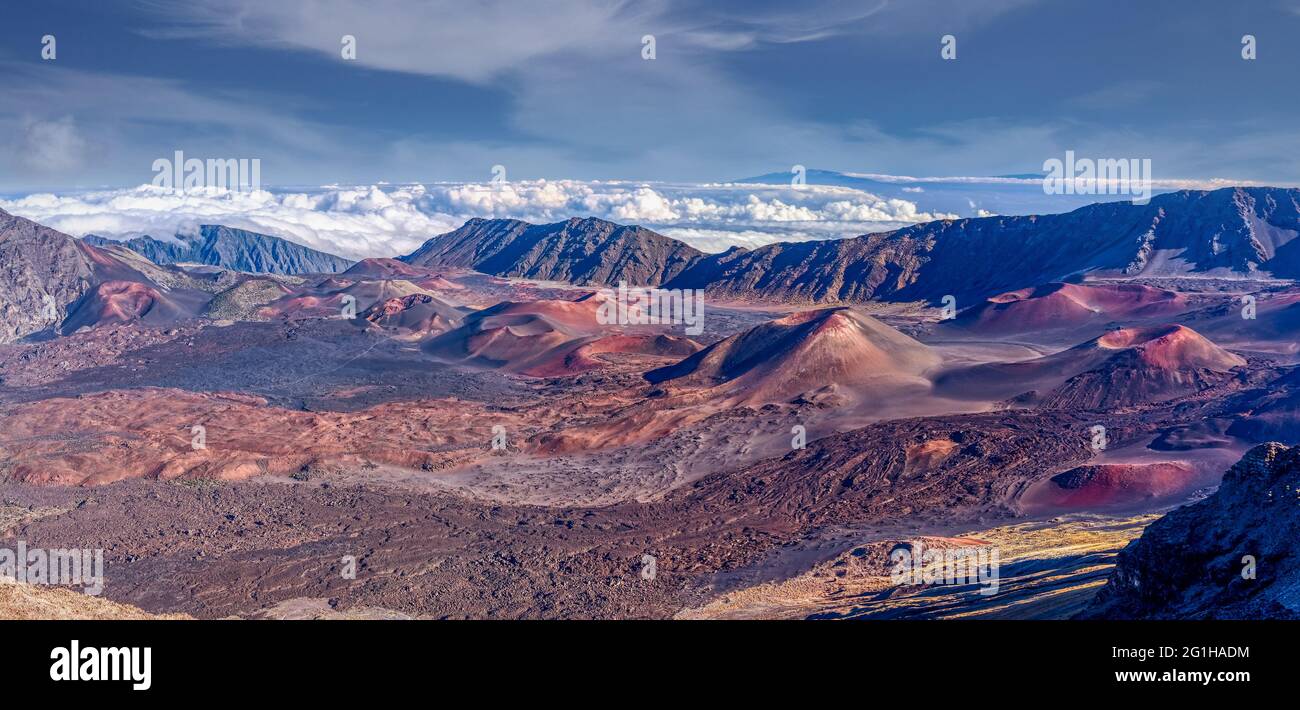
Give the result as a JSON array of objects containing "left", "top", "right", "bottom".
[
  {"left": 0, "top": 61, "right": 335, "bottom": 189},
  {"left": 6, "top": 0, "right": 1300, "bottom": 191},
  {"left": 116, "top": 0, "right": 1057, "bottom": 185},
  {"left": 137, "top": 0, "right": 937, "bottom": 82},
  {"left": 137, "top": 0, "right": 659, "bottom": 83}
]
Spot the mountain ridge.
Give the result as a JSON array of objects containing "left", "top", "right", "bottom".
[
  {"left": 400, "top": 186, "right": 1300, "bottom": 304},
  {"left": 401, "top": 216, "right": 704, "bottom": 286},
  {"left": 84, "top": 225, "right": 354, "bottom": 275},
  {"left": 0, "top": 207, "right": 172, "bottom": 343}
]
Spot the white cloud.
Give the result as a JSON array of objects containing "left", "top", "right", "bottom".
[
  {"left": 0, "top": 180, "right": 955, "bottom": 259},
  {"left": 17, "top": 117, "right": 89, "bottom": 173},
  {"left": 124, "top": 0, "right": 1058, "bottom": 187},
  {"left": 0, "top": 62, "right": 337, "bottom": 190}
]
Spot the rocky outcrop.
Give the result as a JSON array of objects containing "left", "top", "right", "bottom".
[
  {"left": 401, "top": 216, "right": 705, "bottom": 286},
  {"left": 0, "top": 208, "right": 143, "bottom": 343},
  {"left": 1080, "top": 443, "right": 1300, "bottom": 619},
  {"left": 402, "top": 187, "right": 1300, "bottom": 304},
  {"left": 667, "top": 410, "right": 1096, "bottom": 530},
  {"left": 85, "top": 225, "right": 354, "bottom": 275},
  {"left": 201, "top": 278, "right": 294, "bottom": 321},
  {"left": 1226, "top": 368, "right": 1300, "bottom": 446},
  {"left": 667, "top": 187, "right": 1300, "bottom": 302},
  {"left": 360, "top": 293, "right": 465, "bottom": 334}
]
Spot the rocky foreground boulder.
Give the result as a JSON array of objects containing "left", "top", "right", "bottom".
[{"left": 1080, "top": 443, "right": 1300, "bottom": 619}]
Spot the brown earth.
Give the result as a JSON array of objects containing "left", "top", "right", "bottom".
[{"left": 0, "top": 226, "right": 1294, "bottom": 619}]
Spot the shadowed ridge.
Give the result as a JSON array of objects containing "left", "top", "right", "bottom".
[{"left": 1080, "top": 443, "right": 1300, "bottom": 619}]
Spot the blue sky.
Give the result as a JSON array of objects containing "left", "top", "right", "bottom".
[
  {"left": 4, "top": 0, "right": 1300, "bottom": 191},
  {"left": 2, "top": 1, "right": 1300, "bottom": 259}
]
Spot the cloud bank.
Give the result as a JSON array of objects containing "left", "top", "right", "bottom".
[{"left": 0, "top": 181, "right": 957, "bottom": 259}]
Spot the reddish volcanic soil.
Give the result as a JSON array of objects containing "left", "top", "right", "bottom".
[
  {"left": 468, "top": 295, "right": 617, "bottom": 335},
  {"left": 1040, "top": 325, "right": 1247, "bottom": 409},
  {"left": 422, "top": 295, "right": 680, "bottom": 375},
  {"left": 261, "top": 278, "right": 445, "bottom": 320},
  {"left": 1, "top": 407, "right": 1115, "bottom": 619},
  {"left": 342, "top": 257, "right": 433, "bottom": 279},
  {"left": 1, "top": 259, "right": 1296, "bottom": 620},
  {"left": 0, "top": 387, "right": 524, "bottom": 486},
  {"left": 1093, "top": 324, "right": 1245, "bottom": 370},
  {"left": 1022, "top": 462, "right": 1198, "bottom": 510},
  {"left": 935, "top": 324, "right": 1246, "bottom": 408},
  {"left": 360, "top": 293, "right": 465, "bottom": 334},
  {"left": 60, "top": 280, "right": 197, "bottom": 333},
  {"left": 1186, "top": 285, "right": 1300, "bottom": 357},
  {"left": 519, "top": 334, "right": 702, "bottom": 377},
  {"left": 646, "top": 307, "right": 941, "bottom": 404},
  {"left": 340, "top": 259, "right": 468, "bottom": 292},
  {"left": 946, "top": 282, "right": 1188, "bottom": 338}
]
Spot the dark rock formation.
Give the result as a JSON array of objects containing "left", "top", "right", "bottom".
[
  {"left": 403, "top": 188, "right": 1300, "bottom": 304},
  {"left": 85, "top": 225, "right": 354, "bottom": 275},
  {"left": 0, "top": 208, "right": 156, "bottom": 343},
  {"left": 1080, "top": 443, "right": 1300, "bottom": 619},
  {"left": 667, "top": 187, "right": 1300, "bottom": 303},
  {"left": 401, "top": 216, "right": 705, "bottom": 286}
]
